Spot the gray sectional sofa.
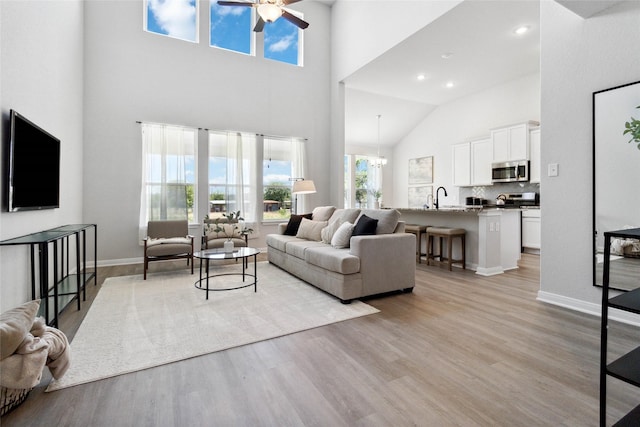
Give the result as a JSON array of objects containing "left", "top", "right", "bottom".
[{"left": 266, "top": 206, "right": 416, "bottom": 303}]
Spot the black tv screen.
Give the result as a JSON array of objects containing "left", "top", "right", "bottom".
[{"left": 7, "top": 110, "right": 61, "bottom": 211}]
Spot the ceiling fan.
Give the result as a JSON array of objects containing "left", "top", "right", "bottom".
[{"left": 217, "top": 0, "right": 309, "bottom": 32}]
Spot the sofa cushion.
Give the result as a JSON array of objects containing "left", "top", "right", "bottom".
[
  {"left": 321, "top": 219, "right": 343, "bottom": 244},
  {"left": 296, "top": 218, "right": 327, "bottom": 241},
  {"left": 328, "top": 208, "right": 361, "bottom": 225},
  {"left": 285, "top": 239, "right": 329, "bottom": 260},
  {"left": 358, "top": 209, "right": 401, "bottom": 234},
  {"left": 266, "top": 233, "right": 299, "bottom": 252},
  {"left": 312, "top": 206, "right": 336, "bottom": 222},
  {"left": 353, "top": 214, "right": 378, "bottom": 236},
  {"left": 0, "top": 300, "right": 40, "bottom": 360},
  {"left": 283, "top": 213, "right": 312, "bottom": 236},
  {"left": 331, "top": 221, "right": 354, "bottom": 248},
  {"left": 304, "top": 246, "right": 360, "bottom": 275}
]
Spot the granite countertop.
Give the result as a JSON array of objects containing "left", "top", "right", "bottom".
[{"left": 395, "top": 206, "right": 538, "bottom": 213}]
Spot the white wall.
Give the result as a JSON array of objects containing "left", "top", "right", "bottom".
[
  {"left": 329, "top": 0, "right": 460, "bottom": 207},
  {"left": 0, "top": 1, "right": 84, "bottom": 312},
  {"left": 391, "top": 73, "right": 540, "bottom": 208},
  {"left": 538, "top": 0, "right": 640, "bottom": 313},
  {"left": 82, "top": 0, "right": 332, "bottom": 263}
]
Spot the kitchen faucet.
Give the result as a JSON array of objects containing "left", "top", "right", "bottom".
[{"left": 435, "top": 186, "right": 448, "bottom": 210}]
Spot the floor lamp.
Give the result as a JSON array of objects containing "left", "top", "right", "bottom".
[{"left": 291, "top": 178, "right": 316, "bottom": 214}]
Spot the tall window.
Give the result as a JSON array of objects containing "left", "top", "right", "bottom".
[
  {"left": 345, "top": 155, "right": 383, "bottom": 209},
  {"left": 262, "top": 138, "right": 296, "bottom": 220},
  {"left": 208, "top": 131, "right": 258, "bottom": 222},
  {"left": 139, "top": 123, "right": 197, "bottom": 226},
  {"left": 144, "top": 0, "right": 198, "bottom": 43},
  {"left": 264, "top": 13, "right": 303, "bottom": 66},
  {"left": 210, "top": 3, "right": 253, "bottom": 55}
]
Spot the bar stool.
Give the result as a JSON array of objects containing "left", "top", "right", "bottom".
[
  {"left": 405, "top": 224, "right": 427, "bottom": 263},
  {"left": 426, "top": 227, "right": 466, "bottom": 271}
]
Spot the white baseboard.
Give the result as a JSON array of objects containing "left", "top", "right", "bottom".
[
  {"left": 537, "top": 290, "right": 640, "bottom": 327},
  {"left": 476, "top": 266, "right": 504, "bottom": 276}
]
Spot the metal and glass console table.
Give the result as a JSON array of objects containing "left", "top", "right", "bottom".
[{"left": 0, "top": 224, "right": 97, "bottom": 327}]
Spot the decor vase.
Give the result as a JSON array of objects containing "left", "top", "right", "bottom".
[{"left": 223, "top": 240, "right": 234, "bottom": 253}]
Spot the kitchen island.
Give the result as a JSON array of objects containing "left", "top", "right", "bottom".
[{"left": 396, "top": 207, "right": 521, "bottom": 275}]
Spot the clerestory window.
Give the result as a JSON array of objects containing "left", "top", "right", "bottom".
[
  {"left": 144, "top": 0, "right": 199, "bottom": 43},
  {"left": 264, "top": 12, "right": 303, "bottom": 66},
  {"left": 209, "top": 2, "right": 253, "bottom": 55}
]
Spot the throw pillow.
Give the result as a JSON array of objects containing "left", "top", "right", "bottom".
[
  {"left": 321, "top": 219, "right": 343, "bottom": 244},
  {"left": 296, "top": 218, "right": 328, "bottom": 241},
  {"left": 312, "top": 206, "right": 336, "bottom": 222},
  {"left": 359, "top": 209, "right": 401, "bottom": 234},
  {"left": 0, "top": 299, "right": 40, "bottom": 360},
  {"left": 284, "top": 213, "right": 312, "bottom": 236},
  {"left": 331, "top": 221, "right": 354, "bottom": 248},
  {"left": 352, "top": 214, "right": 378, "bottom": 236}
]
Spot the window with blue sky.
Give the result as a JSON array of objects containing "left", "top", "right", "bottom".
[
  {"left": 210, "top": 3, "right": 252, "bottom": 55},
  {"left": 145, "top": 0, "right": 198, "bottom": 43},
  {"left": 146, "top": 0, "right": 302, "bottom": 66},
  {"left": 264, "top": 15, "right": 302, "bottom": 66}
]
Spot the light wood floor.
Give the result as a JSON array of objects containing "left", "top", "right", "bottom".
[{"left": 3, "top": 254, "right": 639, "bottom": 426}]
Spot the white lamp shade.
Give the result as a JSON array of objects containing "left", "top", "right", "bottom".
[
  {"left": 292, "top": 180, "right": 316, "bottom": 194},
  {"left": 258, "top": 4, "right": 282, "bottom": 22}
]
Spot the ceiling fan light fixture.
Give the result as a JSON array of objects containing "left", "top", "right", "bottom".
[{"left": 258, "top": 3, "right": 282, "bottom": 22}]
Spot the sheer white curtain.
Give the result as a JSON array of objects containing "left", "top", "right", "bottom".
[
  {"left": 291, "top": 138, "right": 310, "bottom": 213},
  {"left": 224, "top": 132, "right": 259, "bottom": 236},
  {"left": 139, "top": 123, "right": 196, "bottom": 239}
]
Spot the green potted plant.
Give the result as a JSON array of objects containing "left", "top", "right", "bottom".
[
  {"left": 624, "top": 105, "right": 640, "bottom": 150},
  {"left": 205, "top": 211, "right": 253, "bottom": 252},
  {"left": 370, "top": 189, "right": 383, "bottom": 209}
]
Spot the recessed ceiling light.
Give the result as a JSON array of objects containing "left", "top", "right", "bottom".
[
  {"left": 441, "top": 52, "right": 454, "bottom": 59},
  {"left": 417, "top": 74, "right": 426, "bottom": 81},
  {"left": 514, "top": 25, "right": 530, "bottom": 35},
  {"left": 445, "top": 81, "right": 455, "bottom": 88}
]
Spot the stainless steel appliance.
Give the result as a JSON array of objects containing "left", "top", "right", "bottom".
[{"left": 491, "top": 160, "right": 529, "bottom": 183}]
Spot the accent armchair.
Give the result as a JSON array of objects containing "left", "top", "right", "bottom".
[
  {"left": 143, "top": 220, "right": 194, "bottom": 280},
  {"left": 202, "top": 217, "right": 248, "bottom": 250}
]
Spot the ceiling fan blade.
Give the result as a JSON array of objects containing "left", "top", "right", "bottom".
[
  {"left": 281, "top": 10, "right": 309, "bottom": 29},
  {"left": 283, "top": 0, "right": 303, "bottom": 5},
  {"left": 217, "top": 1, "right": 255, "bottom": 7},
  {"left": 253, "top": 16, "right": 265, "bottom": 32}
]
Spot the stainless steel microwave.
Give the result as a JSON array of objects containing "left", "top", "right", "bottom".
[{"left": 491, "top": 160, "right": 529, "bottom": 183}]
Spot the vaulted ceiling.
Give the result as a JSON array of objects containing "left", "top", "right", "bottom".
[{"left": 342, "top": 0, "right": 621, "bottom": 148}]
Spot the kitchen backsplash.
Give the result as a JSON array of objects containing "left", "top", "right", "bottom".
[{"left": 458, "top": 182, "right": 541, "bottom": 204}]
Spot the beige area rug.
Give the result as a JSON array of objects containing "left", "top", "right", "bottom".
[{"left": 46, "top": 262, "right": 378, "bottom": 391}]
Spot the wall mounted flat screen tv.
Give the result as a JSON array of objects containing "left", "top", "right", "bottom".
[{"left": 7, "top": 109, "right": 61, "bottom": 211}]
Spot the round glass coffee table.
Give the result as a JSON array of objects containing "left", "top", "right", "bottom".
[{"left": 193, "top": 247, "right": 260, "bottom": 299}]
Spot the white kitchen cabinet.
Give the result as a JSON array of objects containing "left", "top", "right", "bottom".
[
  {"left": 491, "top": 121, "right": 539, "bottom": 162},
  {"left": 452, "top": 142, "right": 471, "bottom": 186},
  {"left": 453, "top": 138, "right": 492, "bottom": 187},
  {"left": 522, "top": 209, "right": 541, "bottom": 251},
  {"left": 470, "top": 138, "right": 493, "bottom": 185},
  {"left": 529, "top": 128, "right": 541, "bottom": 183}
]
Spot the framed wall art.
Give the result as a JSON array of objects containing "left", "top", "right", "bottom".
[{"left": 408, "top": 156, "right": 433, "bottom": 185}]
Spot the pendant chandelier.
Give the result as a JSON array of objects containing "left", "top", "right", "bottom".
[{"left": 371, "top": 114, "right": 387, "bottom": 167}]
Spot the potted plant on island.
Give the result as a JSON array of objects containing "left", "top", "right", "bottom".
[{"left": 370, "top": 189, "right": 383, "bottom": 209}]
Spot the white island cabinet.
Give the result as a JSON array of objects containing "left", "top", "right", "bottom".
[{"left": 396, "top": 208, "right": 521, "bottom": 275}]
